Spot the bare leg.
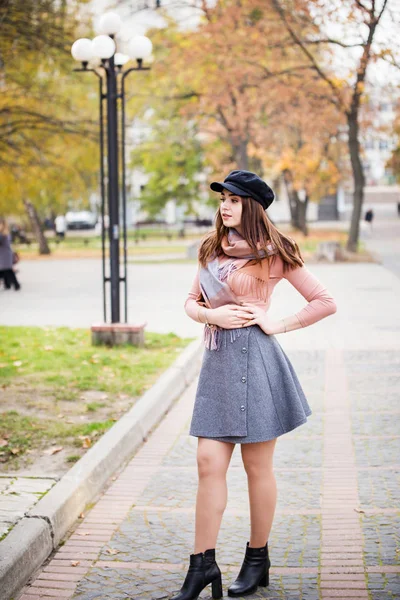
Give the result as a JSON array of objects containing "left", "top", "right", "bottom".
[
  {"left": 194, "top": 438, "right": 235, "bottom": 553},
  {"left": 241, "top": 440, "right": 277, "bottom": 547}
]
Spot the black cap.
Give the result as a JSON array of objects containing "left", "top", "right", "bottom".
[{"left": 210, "top": 170, "right": 275, "bottom": 210}]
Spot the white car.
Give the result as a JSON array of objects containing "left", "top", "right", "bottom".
[{"left": 65, "top": 211, "right": 97, "bottom": 230}]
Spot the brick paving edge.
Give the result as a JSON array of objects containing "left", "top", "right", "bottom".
[{"left": 0, "top": 337, "right": 203, "bottom": 600}]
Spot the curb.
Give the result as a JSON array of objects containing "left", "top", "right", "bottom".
[{"left": 0, "top": 337, "right": 204, "bottom": 600}]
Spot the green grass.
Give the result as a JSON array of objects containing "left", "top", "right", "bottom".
[
  {"left": 0, "top": 326, "right": 192, "bottom": 466},
  {"left": 0, "top": 411, "right": 115, "bottom": 460},
  {"left": 66, "top": 455, "right": 80, "bottom": 463},
  {"left": 0, "top": 326, "right": 190, "bottom": 396},
  {"left": 14, "top": 232, "right": 200, "bottom": 257}
]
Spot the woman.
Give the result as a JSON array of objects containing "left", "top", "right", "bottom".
[
  {"left": 0, "top": 218, "right": 20, "bottom": 290},
  {"left": 172, "top": 170, "right": 337, "bottom": 600}
]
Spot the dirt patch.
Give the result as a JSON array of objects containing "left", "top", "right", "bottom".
[{"left": 0, "top": 383, "right": 137, "bottom": 476}]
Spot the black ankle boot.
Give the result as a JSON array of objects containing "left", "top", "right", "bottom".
[
  {"left": 171, "top": 548, "right": 223, "bottom": 600},
  {"left": 227, "top": 542, "right": 270, "bottom": 597}
]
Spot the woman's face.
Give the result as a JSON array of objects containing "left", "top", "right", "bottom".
[{"left": 219, "top": 190, "right": 243, "bottom": 231}]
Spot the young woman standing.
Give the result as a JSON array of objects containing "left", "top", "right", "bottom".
[{"left": 171, "top": 170, "right": 337, "bottom": 600}]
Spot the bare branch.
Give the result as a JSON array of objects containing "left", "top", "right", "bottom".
[{"left": 271, "top": 0, "right": 345, "bottom": 111}]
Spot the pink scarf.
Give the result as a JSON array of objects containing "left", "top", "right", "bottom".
[{"left": 199, "top": 229, "right": 276, "bottom": 350}]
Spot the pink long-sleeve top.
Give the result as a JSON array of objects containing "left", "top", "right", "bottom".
[{"left": 185, "top": 254, "right": 337, "bottom": 328}]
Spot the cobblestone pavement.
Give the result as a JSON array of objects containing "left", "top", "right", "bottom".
[
  {"left": 11, "top": 215, "right": 400, "bottom": 599},
  {"left": 0, "top": 477, "right": 56, "bottom": 539},
  {"left": 18, "top": 343, "right": 400, "bottom": 600}
]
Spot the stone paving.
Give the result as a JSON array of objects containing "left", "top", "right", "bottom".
[
  {"left": 8, "top": 214, "right": 400, "bottom": 599},
  {"left": 17, "top": 344, "right": 400, "bottom": 600},
  {"left": 0, "top": 477, "right": 56, "bottom": 539}
]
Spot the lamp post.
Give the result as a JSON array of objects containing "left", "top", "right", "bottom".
[{"left": 71, "top": 13, "right": 153, "bottom": 329}]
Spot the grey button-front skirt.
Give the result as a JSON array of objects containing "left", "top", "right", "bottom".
[{"left": 189, "top": 325, "right": 312, "bottom": 444}]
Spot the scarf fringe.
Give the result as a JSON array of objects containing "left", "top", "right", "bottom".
[
  {"left": 204, "top": 325, "right": 244, "bottom": 351},
  {"left": 229, "top": 271, "right": 269, "bottom": 302}
]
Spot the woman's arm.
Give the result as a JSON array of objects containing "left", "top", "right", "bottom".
[
  {"left": 241, "top": 264, "right": 337, "bottom": 334},
  {"left": 267, "top": 265, "right": 337, "bottom": 333},
  {"left": 184, "top": 270, "right": 208, "bottom": 324},
  {"left": 283, "top": 265, "right": 337, "bottom": 330},
  {"left": 184, "top": 270, "right": 256, "bottom": 328}
]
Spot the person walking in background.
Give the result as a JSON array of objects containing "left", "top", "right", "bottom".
[
  {"left": 0, "top": 217, "right": 21, "bottom": 290},
  {"left": 364, "top": 208, "right": 374, "bottom": 232},
  {"left": 171, "top": 170, "right": 337, "bottom": 600},
  {"left": 54, "top": 214, "right": 67, "bottom": 239}
]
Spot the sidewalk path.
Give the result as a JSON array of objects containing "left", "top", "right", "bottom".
[
  {"left": 17, "top": 260, "right": 400, "bottom": 599},
  {"left": 0, "top": 478, "right": 57, "bottom": 539},
  {"left": 360, "top": 204, "right": 400, "bottom": 279},
  {"left": 9, "top": 217, "right": 400, "bottom": 600}
]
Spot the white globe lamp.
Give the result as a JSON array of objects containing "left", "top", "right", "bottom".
[
  {"left": 114, "top": 53, "right": 130, "bottom": 67},
  {"left": 97, "top": 12, "right": 122, "bottom": 36},
  {"left": 92, "top": 35, "right": 116, "bottom": 60},
  {"left": 71, "top": 38, "right": 93, "bottom": 62},
  {"left": 128, "top": 36, "right": 153, "bottom": 61}
]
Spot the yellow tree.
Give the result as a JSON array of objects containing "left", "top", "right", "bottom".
[{"left": 0, "top": 0, "right": 98, "bottom": 253}]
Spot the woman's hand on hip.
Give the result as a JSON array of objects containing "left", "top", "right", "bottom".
[
  {"left": 208, "top": 304, "right": 256, "bottom": 329},
  {"left": 239, "top": 302, "right": 282, "bottom": 335}
]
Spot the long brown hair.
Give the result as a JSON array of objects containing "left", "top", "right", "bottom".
[{"left": 198, "top": 196, "right": 303, "bottom": 271}]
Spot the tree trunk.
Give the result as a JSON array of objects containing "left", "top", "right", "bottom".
[
  {"left": 346, "top": 111, "right": 365, "bottom": 253},
  {"left": 23, "top": 199, "right": 51, "bottom": 255},
  {"left": 282, "top": 169, "right": 308, "bottom": 235},
  {"left": 233, "top": 139, "right": 249, "bottom": 170},
  {"left": 298, "top": 195, "right": 309, "bottom": 236}
]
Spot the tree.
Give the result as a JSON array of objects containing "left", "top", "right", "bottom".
[
  {"left": 387, "top": 102, "right": 400, "bottom": 181},
  {"left": 271, "top": 0, "right": 398, "bottom": 251},
  {"left": 130, "top": 3, "right": 345, "bottom": 231},
  {"left": 270, "top": 91, "right": 345, "bottom": 234},
  {"left": 129, "top": 112, "right": 205, "bottom": 217},
  {"left": 0, "top": 0, "right": 99, "bottom": 252}
]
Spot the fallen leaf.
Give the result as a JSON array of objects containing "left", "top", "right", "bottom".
[
  {"left": 81, "top": 437, "right": 91, "bottom": 449},
  {"left": 44, "top": 446, "right": 64, "bottom": 455},
  {"left": 13, "top": 361, "right": 22, "bottom": 367},
  {"left": 71, "top": 560, "right": 80, "bottom": 567},
  {"left": 10, "top": 447, "right": 20, "bottom": 455},
  {"left": 354, "top": 508, "right": 365, "bottom": 513},
  {"left": 79, "top": 512, "right": 85, "bottom": 519},
  {"left": 76, "top": 531, "right": 90, "bottom": 536},
  {"left": 106, "top": 548, "right": 120, "bottom": 555},
  {"left": 0, "top": 364, "right": 7, "bottom": 368},
  {"left": 44, "top": 345, "right": 54, "bottom": 351},
  {"left": 0, "top": 440, "right": 8, "bottom": 447}
]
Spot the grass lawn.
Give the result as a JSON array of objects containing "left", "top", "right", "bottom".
[{"left": 0, "top": 326, "right": 192, "bottom": 473}]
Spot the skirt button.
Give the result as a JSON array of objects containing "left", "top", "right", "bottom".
[{"left": 241, "top": 376, "right": 247, "bottom": 383}]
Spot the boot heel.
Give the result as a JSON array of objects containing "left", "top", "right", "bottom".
[
  {"left": 259, "top": 571, "right": 269, "bottom": 587},
  {"left": 211, "top": 576, "right": 223, "bottom": 599}
]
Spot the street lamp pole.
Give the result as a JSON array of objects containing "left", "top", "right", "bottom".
[
  {"left": 71, "top": 14, "right": 153, "bottom": 326},
  {"left": 106, "top": 48, "right": 121, "bottom": 322}
]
